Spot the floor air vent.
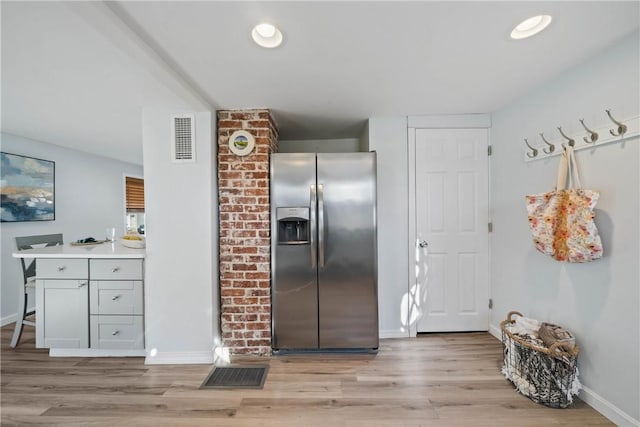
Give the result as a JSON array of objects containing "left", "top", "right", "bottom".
[
  {"left": 171, "top": 114, "right": 195, "bottom": 163},
  {"left": 200, "top": 365, "right": 269, "bottom": 389}
]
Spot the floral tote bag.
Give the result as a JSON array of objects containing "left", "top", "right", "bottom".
[{"left": 525, "top": 146, "right": 603, "bottom": 262}]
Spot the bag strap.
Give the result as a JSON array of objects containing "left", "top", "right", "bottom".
[
  {"left": 565, "top": 146, "right": 583, "bottom": 189},
  {"left": 555, "top": 149, "right": 568, "bottom": 190}
]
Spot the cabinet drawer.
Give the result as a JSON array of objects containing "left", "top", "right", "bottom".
[
  {"left": 90, "top": 315, "right": 144, "bottom": 350},
  {"left": 90, "top": 259, "right": 143, "bottom": 280},
  {"left": 37, "top": 259, "right": 88, "bottom": 279},
  {"left": 90, "top": 281, "right": 143, "bottom": 315}
]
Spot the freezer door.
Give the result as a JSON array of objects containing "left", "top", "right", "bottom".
[
  {"left": 271, "top": 153, "right": 319, "bottom": 349},
  {"left": 317, "top": 153, "right": 378, "bottom": 348}
]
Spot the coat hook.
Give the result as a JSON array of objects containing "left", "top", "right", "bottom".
[
  {"left": 557, "top": 127, "right": 575, "bottom": 147},
  {"left": 539, "top": 133, "right": 555, "bottom": 154},
  {"left": 605, "top": 109, "right": 627, "bottom": 137},
  {"left": 579, "top": 119, "right": 598, "bottom": 143},
  {"left": 524, "top": 138, "right": 538, "bottom": 158}
]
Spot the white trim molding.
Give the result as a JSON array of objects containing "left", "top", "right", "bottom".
[
  {"left": 144, "top": 351, "right": 213, "bottom": 365},
  {"left": 50, "top": 349, "right": 146, "bottom": 357},
  {"left": 379, "top": 329, "right": 411, "bottom": 339},
  {"left": 407, "top": 114, "right": 492, "bottom": 129},
  {"left": 580, "top": 385, "right": 639, "bottom": 427},
  {"left": 1, "top": 305, "right": 36, "bottom": 327},
  {"left": 407, "top": 128, "right": 417, "bottom": 338},
  {"left": 489, "top": 322, "right": 502, "bottom": 340},
  {"left": 1, "top": 313, "right": 19, "bottom": 327}
]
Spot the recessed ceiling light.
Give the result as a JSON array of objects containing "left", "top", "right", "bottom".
[
  {"left": 510, "top": 15, "right": 552, "bottom": 40},
  {"left": 252, "top": 23, "right": 283, "bottom": 48}
]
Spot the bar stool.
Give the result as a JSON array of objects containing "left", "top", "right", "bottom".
[{"left": 11, "top": 233, "right": 63, "bottom": 348}]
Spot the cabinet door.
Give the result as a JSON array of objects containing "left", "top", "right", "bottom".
[{"left": 36, "top": 280, "right": 89, "bottom": 348}]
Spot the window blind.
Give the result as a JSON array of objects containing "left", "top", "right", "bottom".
[{"left": 125, "top": 177, "right": 145, "bottom": 213}]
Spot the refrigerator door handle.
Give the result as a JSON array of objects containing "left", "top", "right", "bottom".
[
  {"left": 318, "top": 183, "right": 325, "bottom": 268},
  {"left": 310, "top": 184, "right": 317, "bottom": 268}
]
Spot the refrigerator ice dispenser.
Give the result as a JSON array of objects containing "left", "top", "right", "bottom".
[{"left": 276, "top": 207, "right": 310, "bottom": 245}]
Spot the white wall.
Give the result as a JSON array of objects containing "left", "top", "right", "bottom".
[
  {"left": 367, "top": 118, "right": 409, "bottom": 338},
  {"left": 0, "top": 133, "right": 142, "bottom": 325},
  {"left": 490, "top": 32, "right": 639, "bottom": 425},
  {"left": 277, "top": 138, "right": 360, "bottom": 153},
  {"left": 142, "top": 108, "right": 217, "bottom": 364}
]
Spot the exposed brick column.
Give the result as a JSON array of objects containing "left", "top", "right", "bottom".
[{"left": 217, "top": 109, "right": 278, "bottom": 356}]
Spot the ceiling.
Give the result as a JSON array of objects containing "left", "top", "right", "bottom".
[{"left": 2, "top": 1, "right": 639, "bottom": 165}]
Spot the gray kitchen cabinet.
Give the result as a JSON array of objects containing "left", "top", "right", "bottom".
[
  {"left": 34, "top": 257, "right": 145, "bottom": 352},
  {"left": 89, "top": 259, "right": 144, "bottom": 350}
]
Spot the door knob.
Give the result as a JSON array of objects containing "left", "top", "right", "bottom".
[{"left": 419, "top": 241, "right": 428, "bottom": 248}]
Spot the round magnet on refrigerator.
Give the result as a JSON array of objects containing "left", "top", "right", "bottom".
[{"left": 228, "top": 130, "right": 255, "bottom": 156}]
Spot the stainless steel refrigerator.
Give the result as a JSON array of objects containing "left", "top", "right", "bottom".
[{"left": 270, "top": 152, "right": 378, "bottom": 351}]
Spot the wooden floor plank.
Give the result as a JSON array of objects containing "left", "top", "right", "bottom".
[{"left": 1, "top": 325, "right": 612, "bottom": 426}]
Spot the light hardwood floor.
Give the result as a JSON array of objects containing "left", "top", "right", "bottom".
[{"left": 1, "top": 324, "right": 612, "bottom": 426}]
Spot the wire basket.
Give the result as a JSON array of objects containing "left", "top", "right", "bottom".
[{"left": 501, "top": 311, "right": 581, "bottom": 408}]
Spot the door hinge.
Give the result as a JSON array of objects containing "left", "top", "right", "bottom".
[
  {"left": 489, "top": 299, "right": 493, "bottom": 309},
  {"left": 488, "top": 222, "right": 493, "bottom": 233},
  {"left": 488, "top": 145, "right": 492, "bottom": 156}
]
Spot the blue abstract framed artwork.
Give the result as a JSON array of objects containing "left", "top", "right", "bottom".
[{"left": 1, "top": 152, "right": 55, "bottom": 222}]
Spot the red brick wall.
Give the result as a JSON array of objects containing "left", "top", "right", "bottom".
[{"left": 217, "top": 109, "right": 278, "bottom": 356}]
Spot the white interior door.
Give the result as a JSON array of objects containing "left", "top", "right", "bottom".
[{"left": 414, "top": 128, "right": 489, "bottom": 332}]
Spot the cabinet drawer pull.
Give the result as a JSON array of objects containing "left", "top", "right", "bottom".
[
  {"left": 78, "top": 282, "right": 87, "bottom": 288},
  {"left": 112, "top": 330, "right": 120, "bottom": 336},
  {"left": 111, "top": 295, "right": 121, "bottom": 301},
  {"left": 57, "top": 266, "right": 66, "bottom": 271},
  {"left": 111, "top": 267, "right": 120, "bottom": 273}
]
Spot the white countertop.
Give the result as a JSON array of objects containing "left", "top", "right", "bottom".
[{"left": 12, "top": 241, "right": 145, "bottom": 259}]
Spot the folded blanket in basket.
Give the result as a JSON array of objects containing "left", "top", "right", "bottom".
[
  {"left": 509, "top": 315, "right": 541, "bottom": 338},
  {"left": 539, "top": 322, "right": 576, "bottom": 351}
]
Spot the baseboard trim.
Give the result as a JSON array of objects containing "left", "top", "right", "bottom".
[
  {"left": 1, "top": 306, "right": 35, "bottom": 327},
  {"left": 490, "top": 322, "right": 637, "bottom": 426},
  {"left": 1, "top": 314, "right": 17, "bottom": 327},
  {"left": 580, "top": 385, "right": 639, "bottom": 427},
  {"left": 489, "top": 323, "right": 501, "bottom": 340},
  {"left": 144, "top": 351, "right": 213, "bottom": 365},
  {"left": 379, "top": 329, "right": 411, "bottom": 339},
  {"left": 49, "top": 348, "right": 146, "bottom": 357}
]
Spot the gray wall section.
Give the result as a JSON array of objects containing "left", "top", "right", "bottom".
[
  {"left": 0, "top": 132, "right": 143, "bottom": 324},
  {"left": 278, "top": 138, "right": 360, "bottom": 153},
  {"left": 367, "top": 117, "right": 409, "bottom": 338},
  {"left": 141, "top": 108, "right": 216, "bottom": 362},
  {"left": 360, "top": 124, "right": 370, "bottom": 152},
  {"left": 490, "top": 32, "right": 639, "bottom": 422}
]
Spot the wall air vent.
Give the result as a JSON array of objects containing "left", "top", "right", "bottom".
[{"left": 171, "top": 114, "right": 196, "bottom": 163}]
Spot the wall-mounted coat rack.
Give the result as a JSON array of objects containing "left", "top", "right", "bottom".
[{"left": 523, "top": 110, "right": 639, "bottom": 162}]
